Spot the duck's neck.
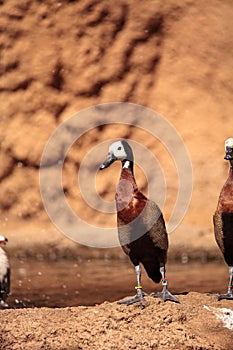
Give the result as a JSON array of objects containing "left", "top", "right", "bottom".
[
  {"left": 120, "top": 160, "right": 138, "bottom": 191},
  {"left": 122, "top": 160, "right": 134, "bottom": 175},
  {"left": 228, "top": 166, "right": 233, "bottom": 180}
]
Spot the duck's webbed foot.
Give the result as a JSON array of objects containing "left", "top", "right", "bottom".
[
  {"left": 118, "top": 265, "right": 147, "bottom": 306},
  {"left": 152, "top": 265, "right": 179, "bottom": 303},
  {"left": 152, "top": 284, "right": 179, "bottom": 303},
  {"left": 118, "top": 288, "right": 147, "bottom": 306},
  {"left": 217, "top": 267, "right": 233, "bottom": 301},
  {"left": 218, "top": 290, "right": 233, "bottom": 301},
  {"left": 117, "top": 289, "right": 147, "bottom": 306}
]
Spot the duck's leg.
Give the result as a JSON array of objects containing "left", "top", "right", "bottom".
[
  {"left": 218, "top": 266, "right": 233, "bottom": 300},
  {"left": 152, "top": 265, "right": 179, "bottom": 303},
  {"left": 118, "top": 265, "right": 147, "bottom": 306}
]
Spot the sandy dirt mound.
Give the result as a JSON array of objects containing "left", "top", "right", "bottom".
[{"left": 1, "top": 293, "right": 233, "bottom": 350}]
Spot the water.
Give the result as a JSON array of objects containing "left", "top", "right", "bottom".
[{"left": 7, "top": 258, "right": 228, "bottom": 308}]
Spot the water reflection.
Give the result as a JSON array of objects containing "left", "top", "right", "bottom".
[{"left": 8, "top": 258, "right": 228, "bottom": 308}]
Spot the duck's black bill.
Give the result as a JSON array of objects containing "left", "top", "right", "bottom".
[
  {"left": 224, "top": 150, "right": 233, "bottom": 160},
  {"left": 224, "top": 148, "right": 233, "bottom": 160},
  {"left": 99, "top": 154, "right": 117, "bottom": 170},
  {"left": 225, "top": 154, "right": 233, "bottom": 160}
]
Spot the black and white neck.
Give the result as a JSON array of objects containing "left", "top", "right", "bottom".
[
  {"left": 122, "top": 159, "right": 134, "bottom": 175},
  {"left": 225, "top": 138, "right": 233, "bottom": 169}
]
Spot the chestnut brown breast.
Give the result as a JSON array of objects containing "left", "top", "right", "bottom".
[
  {"left": 214, "top": 169, "right": 233, "bottom": 266},
  {"left": 116, "top": 167, "right": 168, "bottom": 253}
]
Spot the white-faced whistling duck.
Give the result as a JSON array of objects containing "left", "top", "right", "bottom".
[
  {"left": 213, "top": 138, "right": 233, "bottom": 300},
  {"left": 0, "top": 235, "right": 10, "bottom": 308},
  {"left": 99, "top": 140, "right": 179, "bottom": 306}
]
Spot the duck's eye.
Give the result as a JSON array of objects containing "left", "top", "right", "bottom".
[{"left": 117, "top": 146, "right": 122, "bottom": 150}]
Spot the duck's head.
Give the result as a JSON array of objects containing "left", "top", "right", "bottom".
[
  {"left": 0, "top": 235, "right": 8, "bottom": 245},
  {"left": 224, "top": 138, "right": 233, "bottom": 163},
  {"left": 99, "top": 140, "right": 134, "bottom": 170}
]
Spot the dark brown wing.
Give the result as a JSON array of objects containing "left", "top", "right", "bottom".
[
  {"left": 213, "top": 211, "right": 224, "bottom": 255},
  {"left": 142, "top": 199, "right": 168, "bottom": 252},
  {"left": 214, "top": 210, "right": 233, "bottom": 266}
]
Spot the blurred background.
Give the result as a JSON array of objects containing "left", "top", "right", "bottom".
[{"left": 1, "top": 0, "right": 233, "bottom": 307}]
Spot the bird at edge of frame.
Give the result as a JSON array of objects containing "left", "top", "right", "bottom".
[
  {"left": 99, "top": 140, "right": 179, "bottom": 307},
  {"left": 213, "top": 138, "right": 233, "bottom": 301},
  {"left": 0, "top": 235, "right": 10, "bottom": 309}
]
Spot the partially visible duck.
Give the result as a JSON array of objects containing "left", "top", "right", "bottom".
[
  {"left": 213, "top": 138, "right": 233, "bottom": 300},
  {"left": 99, "top": 140, "right": 178, "bottom": 305},
  {"left": 0, "top": 235, "right": 10, "bottom": 308}
]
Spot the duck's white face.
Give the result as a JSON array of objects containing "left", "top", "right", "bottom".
[
  {"left": 109, "top": 141, "right": 127, "bottom": 160},
  {"left": 99, "top": 140, "right": 133, "bottom": 170},
  {"left": 225, "top": 138, "right": 233, "bottom": 151},
  {"left": 224, "top": 138, "right": 233, "bottom": 162}
]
